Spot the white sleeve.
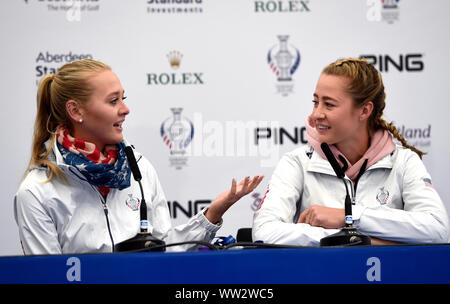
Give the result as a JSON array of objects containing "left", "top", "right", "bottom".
[
  {"left": 14, "top": 188, "right": 62, "bottom": 255},
  {"left": 253, "top": 153, "right": 339, "bottom": 247},
  {"left": 353, "top": 152, "right": 449, "bottom": 243},
  {"left": 143, "top": 159, "right": 220, "bottom": 251}
]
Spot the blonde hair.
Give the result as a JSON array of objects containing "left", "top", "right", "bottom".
[
  {"left": 26, "top": 59, "right": 111, "bottom": 182},
  {"left": 322, "top": 58, "right": 425, "bottom": 158}
]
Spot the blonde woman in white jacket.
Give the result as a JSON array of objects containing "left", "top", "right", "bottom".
[
  {"left": 253, "top": 58, "right": 448, "bottom": 246},
  {"left": 15, "top": 59, "right": 263, "bottom": 255}
]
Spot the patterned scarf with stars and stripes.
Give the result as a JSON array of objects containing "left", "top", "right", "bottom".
[{"left": 56, "top": 125, "right": 131, "bottom": 197}]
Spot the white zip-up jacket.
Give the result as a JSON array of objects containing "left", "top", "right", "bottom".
[
  {"left": 253, "top": 144, "right": 449, "bottom": 246},
  {"left": 14, "top": 141, "right": 220, "bottom": 255}
]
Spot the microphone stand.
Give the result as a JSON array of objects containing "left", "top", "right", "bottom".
[
  {"left": 114, "top": 147, "right": 166, "bottom": 252},
  {"left": 319, "top": 143, "right": 371, "bottom": 247}
]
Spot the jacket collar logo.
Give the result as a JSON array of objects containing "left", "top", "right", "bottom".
[{"left": 376, "top": 187, "right": 390, "bottom": 205}]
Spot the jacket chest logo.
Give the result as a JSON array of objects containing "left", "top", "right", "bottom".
[
  {"left": 126, "top": 194, "right": 141, "bottom": 211},
  {"left": 376, "top": 187, "right": 390, "bottom": 205}
]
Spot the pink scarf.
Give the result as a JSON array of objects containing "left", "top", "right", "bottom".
[{"left": 305, "top": 116, "right": 395, "bottom": 182}]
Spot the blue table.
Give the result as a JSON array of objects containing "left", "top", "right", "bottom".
[{"left": 1, "top": 244, "right": 449, "bottom": 284}]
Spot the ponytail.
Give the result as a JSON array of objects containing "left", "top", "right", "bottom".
[
  {"left": 26, "top": 74, "right": 66, "bottom": 183},
  {"left": 376, "top": 118, "right": 426, "bottom": 159}
]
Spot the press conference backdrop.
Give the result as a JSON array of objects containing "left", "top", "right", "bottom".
[{"left": 1, "top": 0, "right": 449, "bottom": 256}]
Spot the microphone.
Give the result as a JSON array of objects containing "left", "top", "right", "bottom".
[
  {"left": 319, "top": 143, "right": 371, "bottom": 246},
  {"left": 125, "top": 146, "right": 142, "bottom": 181},
  {"left": 114, "top": 146, "right": 165, "bottom": 252},
  {"left": 320, "top": 143, "right": 352, "bottom": 227},
  {"left": 320, "top": 142, "right": 345, "bottom": 179},
  {"left": 124, "top": 146, "right": 147, "bottom": 233}
]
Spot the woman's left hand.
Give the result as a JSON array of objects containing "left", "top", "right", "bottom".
[
  {"left": 204, "top": 175, "right": 264, "bottom": 224},
  {"left": 298, "top": 205, "right": 345, "bottom": 229}
]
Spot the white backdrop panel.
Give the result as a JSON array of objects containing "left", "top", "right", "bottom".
[{"left": 0, "top": 0, "right": 449, "bottom": 255}]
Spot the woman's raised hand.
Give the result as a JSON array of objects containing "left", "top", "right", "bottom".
[{"left": 204, "top": 176, "right": 264, "bottom": 224}]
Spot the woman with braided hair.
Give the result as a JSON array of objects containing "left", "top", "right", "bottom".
[{"left": 253, "top": 58, "right": 448, "bottom": 246}]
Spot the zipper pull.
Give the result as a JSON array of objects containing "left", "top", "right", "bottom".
[{"left": 102, "top": 202, "right": 108, "bottom": 215}]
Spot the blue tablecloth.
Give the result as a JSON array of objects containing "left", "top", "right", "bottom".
[{"left": 1, "top": 244, "right": 449, "bottom": 284}]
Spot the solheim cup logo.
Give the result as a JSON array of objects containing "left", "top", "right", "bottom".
[
  {"left": 160, "top": 108, "right": 194, "bottom": 169},
  {"left": 267, "top": 35, "right": 300, "bottom": 96}
]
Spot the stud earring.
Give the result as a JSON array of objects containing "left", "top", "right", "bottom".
[{"left": 79, "top": 119, "right": 83, "bottom": 123}]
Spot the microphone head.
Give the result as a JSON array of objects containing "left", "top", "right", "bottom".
[
  {"left": 124, "top": 146, "right": 142, "bottom": 181},
  {"left": 320, "top": 142, "right": 345, "bottom": 179}
]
